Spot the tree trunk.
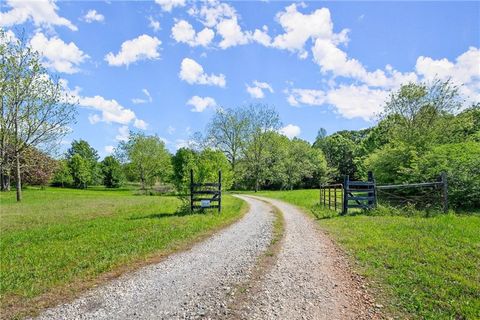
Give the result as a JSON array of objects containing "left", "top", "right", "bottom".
[{"left": 15, "top": 153, "right": 21, "bottom": 202}]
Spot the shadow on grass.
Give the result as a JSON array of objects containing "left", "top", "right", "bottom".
[{"left": 129, "top": 209, "right": 217, "bottom": 220}]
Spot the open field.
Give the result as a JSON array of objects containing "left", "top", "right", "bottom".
[
  {"left": 253, "top": 190, "right": 480, "bottom": 319},
  {"left": 0, "top": 187, "right": 246, "bottom": 319}
]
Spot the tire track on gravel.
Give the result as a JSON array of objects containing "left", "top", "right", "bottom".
[{"left": 235, "top": 196, "right": 381, "bottom": 320}]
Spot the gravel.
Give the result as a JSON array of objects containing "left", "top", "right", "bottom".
[
  {"left": 235, "top": 196, "right": 381, "bottom": 320},
  {"left": 34, "top": 196, "right": 274, "bottom": 320}
]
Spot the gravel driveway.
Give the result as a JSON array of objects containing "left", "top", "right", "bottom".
[
  {"left": 235, "top": 196, "right": 380, "bottom": 320},
  {"left": 35, "top": 196, "right": 274, "bottom": 320}
]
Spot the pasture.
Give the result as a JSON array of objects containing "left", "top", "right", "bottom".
[
  {"left": 254, "top": 189, "right": 480, "bottom": 319},
  {"left": 0, "top": 187, "right": 246, "bottom": 319}
]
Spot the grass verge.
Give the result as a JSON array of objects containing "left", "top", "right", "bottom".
[
  {"left": 0, "top": 187, "right": 247, "bottom": 319},
  {"left": 252, "top": 189, "right": 480, "bottom": 319}
]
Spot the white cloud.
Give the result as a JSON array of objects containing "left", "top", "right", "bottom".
[
  {"left": 88, "top": 114, "right": 101, "bottom": 124},
  {"left": 155, "top": 0, "right": 185, "bottom": 12},
  {"left": 246, "top": 80, "right": 274, "bottom": 99},
  {"left": 187, "top": 96, "right": 217, "bottom": 112},
  {"left": 216, "top": 17, "right": 248, "bottom": 49},
  {"left": 279, "top": 124, "right": 301, "bottom": 139},
  {"left": 116, "top": 125, "right": 130, "bottom": 142},
  {"left": 104, "top": 145, "right": 115, "bottom": 154},
  {"left": 83, "top": 9, "right": 104, "bottom": 23},
  {"left": 0, "top": 0, "right": 77, "bottom": 31},
  {"left": 175, "top": 139, "right": 196, "bottom": 150},
  {"left": 171, "top": 20, "right": 214, "bottom": 47},
  {"left": 189, "top": 0, "right": 236, "bottom": 28},
  {"left": 167, "top": 126, "right": 176, "bottom": 134},
  {"left": 286, "top": 85, "right": 388, "bottom": 121},
  {"left": 251, "top": 26, "right": 272, "bottom": 47},
  {"left": 0, "top": 29, "right": 19, "bottom": 44},
  {"left": 29, "top": 33, "right": 88, "bottom": 74},
  {"left": 79, "top": 95, "right": 136, "bottom": 125},
  {"left": 271, "top": 4, "right": 349, "bottom": 58},
  {"left": 131, "top": 88, "right": 153, "bottom": 104},
  {"left": 148, "top": 17, "right": 160, "bottom": 32},
  {"left": 179, "top": 58, "right": 226, "bottom": 87},
  {"left": 105, "top": 34, "right": 161, "bottom": 67},
  {"left": 134, "top": 119, "right": 148, "bottom": 130},
  {"left": 415, "top": 47, "right": 480, "bottom": 103}
]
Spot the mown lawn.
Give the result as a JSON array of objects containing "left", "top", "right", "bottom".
[
  {"left": 254, "top": 189, "right": 480, "bottom": 320},
  {"left": 0, "top": 187, "right": 246, "bottom": 319}
]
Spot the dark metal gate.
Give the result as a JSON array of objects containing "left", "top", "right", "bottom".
[{"left": 190, "top": 169, "right": 222, "bottom": 213}]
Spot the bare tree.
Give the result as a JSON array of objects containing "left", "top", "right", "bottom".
[{"left": 0, "top": 30, "right": 77, "bottom": 201}]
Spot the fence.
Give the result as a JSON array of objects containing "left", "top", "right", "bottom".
[
  {"left": 320, "top": 172, "right": 448, "bottom": 215},
  {"left": 190, "top": 169, "right": 222, "bottom": 213}
]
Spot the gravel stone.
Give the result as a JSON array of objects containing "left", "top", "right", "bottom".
[
  {"left": 34, "top": 196, "right": 274, "bottom": 320},
  {"left": 236, "top": 196, "right": 381, "bottom": 320}
]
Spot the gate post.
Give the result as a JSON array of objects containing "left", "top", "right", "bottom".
[
  {"left": 218, "top": 170, "right": 222, "bottom": 213},
  {"left": 190, "top": 169, "right": 194, "bottom": 212},
  {"left": 367, "top": 171, "right": 376, "bottom": 208},
  {"left": 342, "top": 175, "right": 349, "bottom": 215},
  {"left": 441, "top": 172, "right": 448, "bottom": 213}
]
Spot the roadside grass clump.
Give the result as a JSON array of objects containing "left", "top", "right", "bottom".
[
  {"left": 0, "top": 187, "right": 246, "bottom": 319},
  {"left": 253, "top": 189, "right": 480, "bottom": 319}
]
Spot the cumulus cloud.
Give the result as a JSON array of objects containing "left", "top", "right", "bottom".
[
  {"left": 179, "top": 58, "right": 226, "bottom": 87},
  {"left": 29, "top": 33, "right": 88, "bottom": 74},
  {"left": 171, "top": 20, "right": 214, "bottom": 47},
  {"left": 79, "top": 95, "right": 136, "bottom": 124},
  {"left": 116, "top": 125, "right": 130, "bottom": 142},
  {"left": 279, "top": 124, "right": 301, "bottom": 139},
  {"left": 271, "top": 4, "right": 349, "bottom": 59},
  {"left": 148, "top": 17, "right": 161, "bottom": 32},
  {"left": 134, "top": 119, "right": 148, "bottom": 130},
  {"left": 105, "top": 34, "right": 161, "bottom": 67},
  {"left": 286, "top": 85, "right": 388, "bottom": 121},
  {"left": 246, "top": 80, "right": 274, "bottom": 99},
  {"left": 187, "top": 96, "right": 217, "bottom": 112},
  {"left": 0, "top": 0, "right": 77, "bottom": 31},
  {"left": 155, "top": 0, "right": 185, "bottom": 12},
  {"left": 83, "top": 9, "right": 104, "bottom": 23},
  {"left": 132, "top": 89, "right": 153, "bottom": 104}
]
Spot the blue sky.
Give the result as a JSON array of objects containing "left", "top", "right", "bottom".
[{"left": 1, "top": 0, "right": 479, "bottom": 158}]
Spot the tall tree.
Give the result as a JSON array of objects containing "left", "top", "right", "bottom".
[
  {"left": 101, "top": 156, "right": 124, "bottom": 188},
  {"left": 206, "top": 107, "right": 249, "bottom": 185},
  {"left": 242, "top": 104, "right": 281, "bottom": 191},
  {"left": 0, "top": 30, "right": 76, "bottom": 201},
  {"left": 66, "top": 140, "right": 100, "bottom": 186},
  {"left": 118, "top": 132, "right": 172, "bottom": 192}
]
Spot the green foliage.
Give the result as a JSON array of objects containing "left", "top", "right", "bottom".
[
  {"left": 117, "top": 132, "right": 172, "bottom": 191},
  {"left": 66, "top": 140, "right": 100, "bottom": 187},
  {"left": 101, "top": 156, "right": 124, "bottom": 188},
  {"left": 411, "top": 142, "right": 480, "bottom": 209},
  {"left": 51, "top": 159, "right": 73, "bottom": 187},
  {"left": 68, "top": 154, "right": 91, "bottom": 189},
  {"left": 171, "top": 148, "right": 233, "bottom": 193}
]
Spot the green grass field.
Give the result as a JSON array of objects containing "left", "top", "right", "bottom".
[
  {"left": 254, "top": 189, "right": 480, "bottom": 320},
  {"left": 0, "top": 187, "right": 246, "bottom": 319}
]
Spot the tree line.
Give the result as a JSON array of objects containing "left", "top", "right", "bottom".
[{"left": 1, "top": 30, "right": 479, "bottom": 209}]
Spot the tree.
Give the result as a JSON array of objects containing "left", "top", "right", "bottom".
[
  {"left": 197, "top": 149, "right": 233, "bottom": 190},
  {"left": 0, "top": 30, "right": 76, "bottom": 201},
  {"left": 52, "top": 159, "right": 73, "bottom": 187},
  {"left": 206, "top": 107, "right": 249, "bottom": 185},
  {"left": 69, "top": 154, "right": 90, "bottom": 189},
  {"left": 118, "top": 132, "right": 172, "bottom": 192},
  {"left": 18, "top": 147, "right": 57, "bottom": 187},
  {"left": 66, "top": 140, "right": 99, "bottom": 188},
  {"left": 171, "top": 148, "right": 197, "bottom": 193},
  {"left": 242, "top": 104, "right": 281, "bottom": 191},
  {"left": 101, "top": 156, "right": 124, "bottom": 188},
  {"left": 381, "top": 79, "right": 463, "bottom": 150},
  {"left": 315, "top": 133, "right": 359, "bottom": 181}
]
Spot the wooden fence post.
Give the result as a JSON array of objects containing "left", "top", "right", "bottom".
[
  {"left": 218, "top": 170, "right": 222, "bottom": 213},
  {"left": 441, "top": 172, "right": 448, "bottom": 213},
  {"left": 190, "top": 169, "right": 194, "bottom": 212},
  {"left": 342, "top": 175, "right": 349, "bottom": 215},
  {"left": 328, "top": 187, "right": 331, "bottom": 209},
  {"left": 367, "top": 171, "right": 375, "bottom": 208},
  {"left": 334, "top": 187, "right": 337, "bottom": 211}
]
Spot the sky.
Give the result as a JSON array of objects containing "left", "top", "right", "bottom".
[{"left": 1, "top": 0, "right": 479, "bottom": 158}]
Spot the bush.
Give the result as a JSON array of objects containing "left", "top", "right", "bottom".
[{"left": 412, "top": 142, "right": 480, "bottom": 209}]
